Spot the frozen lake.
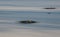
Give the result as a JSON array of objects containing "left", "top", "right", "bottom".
[
  {"left": 0, "top": 0, "right": 60, "bottom": 37},
  {"left": 0, "top": 11, "right": 60, "bottom": 37}
]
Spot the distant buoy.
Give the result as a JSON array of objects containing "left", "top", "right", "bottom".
[
  {"left": 19, "top": 20, "right": 37, "bottom": 24},
  {"left": 44, "top": 8, "right": 56, "bottom": 9},
  {"left": 48, "top": 12, "right": 51, "bottom": 14}
]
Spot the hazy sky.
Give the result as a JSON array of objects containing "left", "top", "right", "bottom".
[
  {"left": 0, "top": 0, "right": 60, "bottom": 7},
  {"left": 0, "top": 0, "right": 60, "bottom": 11}
]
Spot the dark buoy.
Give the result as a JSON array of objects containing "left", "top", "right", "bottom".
[
  {"left": 19, "top": 20, "right": 37, "bottom": 24},
  {"left": 44, "top": 8, "right": 56, "bottom": 9},
  {"left": 48, "top": 12, "right": 51, "bottom": 14}
]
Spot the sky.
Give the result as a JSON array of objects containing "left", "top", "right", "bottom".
[
  {"left": 0, "top": 0, "right": 60, "bottom": 7},
  {"left": 0, "top": 0, "right": 60, "bottom": 11}
]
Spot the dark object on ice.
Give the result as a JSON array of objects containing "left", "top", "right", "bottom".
[
  {"left": 48, "top": 12, "right": 51, "bottom": 14},
  {"left": 19, "top": 20, "right": 37, "bottom": 24},
  {"left": 44, "top": 8, "right": 56, "bottom": 9}
]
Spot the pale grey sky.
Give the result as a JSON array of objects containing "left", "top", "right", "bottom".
[
  {"left": 0, "top": 0, "right": 60, "bottom": 7},
  {"left": 0, "top": 0, "right": 60, "bottom": 11}
]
